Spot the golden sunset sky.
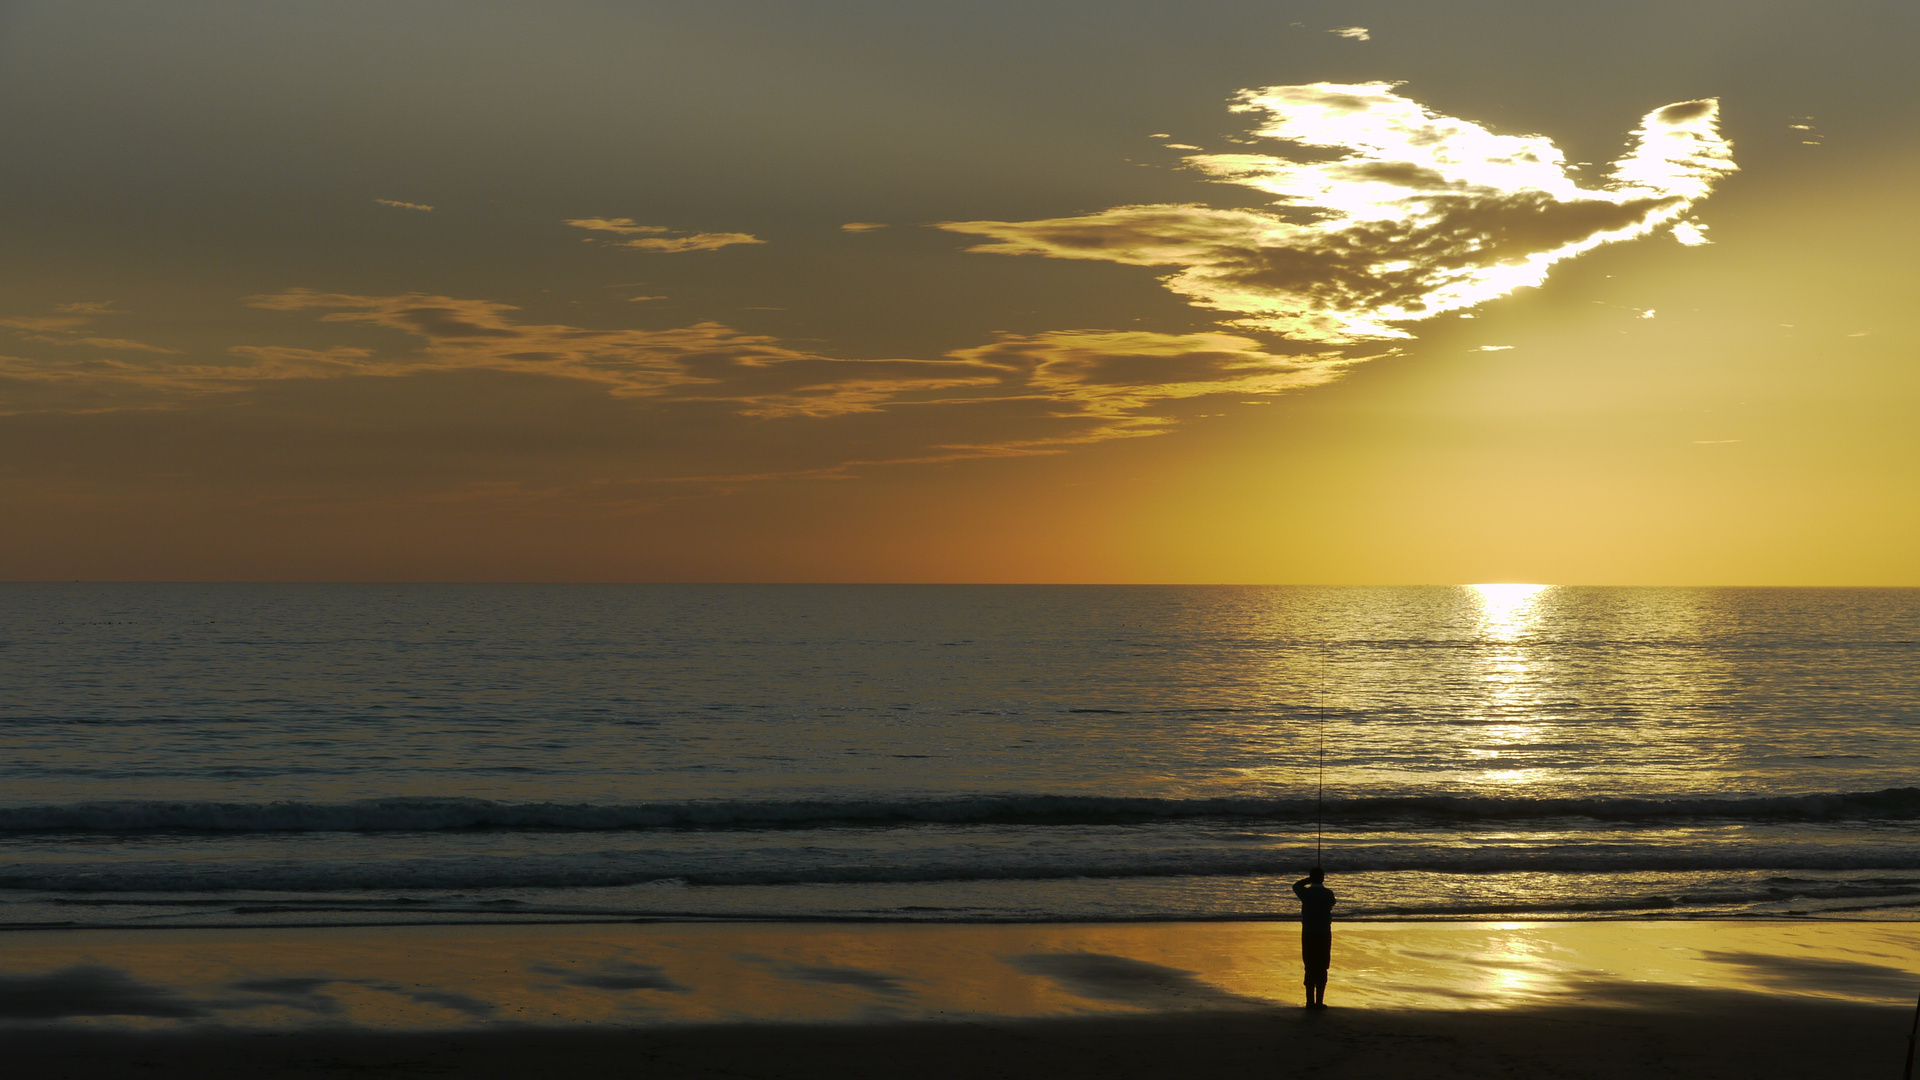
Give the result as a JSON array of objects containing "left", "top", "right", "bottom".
[{"left": 2, "top": 1, "right": 1913, "bottom": 583}]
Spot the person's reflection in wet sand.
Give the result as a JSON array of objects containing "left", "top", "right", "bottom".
[{"left": 1293, "top": 868, "right": 1335, "bottom": 1008}]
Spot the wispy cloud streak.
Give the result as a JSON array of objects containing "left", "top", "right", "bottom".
[
  {"left": 0, "top": 304, "right": 174, "bottom": 353},
  {"left": 0, "top": 291, "right": 1344, "bottom": 468}
]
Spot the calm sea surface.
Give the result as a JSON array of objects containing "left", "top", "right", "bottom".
[{"left": 2, "top": 584, "right": 1916, "bottom": 930}]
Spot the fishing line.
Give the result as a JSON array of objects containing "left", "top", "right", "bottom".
[{"left": 1316, "top": 640, "right": 1326, "bottom": 870}]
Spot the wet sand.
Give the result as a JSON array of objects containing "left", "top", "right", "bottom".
[{"left": 4, "top": 920, "right": 1917, "bottom": 1078}]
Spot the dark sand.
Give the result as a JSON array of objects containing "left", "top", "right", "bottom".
[{"left": 7, "top": 988, "right": 1911, "bottom": 1079}]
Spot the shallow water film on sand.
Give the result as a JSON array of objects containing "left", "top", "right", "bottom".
[{"left": 2, "top": 585, "right": 1916, "bottom": 929}]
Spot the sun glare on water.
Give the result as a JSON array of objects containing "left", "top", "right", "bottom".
[
  {"left": 1465, "top": 583, "right": 1554, "bottom": 786},
  {"left": 1470, "top": 583, "right": 1549, "bottom": 640}
]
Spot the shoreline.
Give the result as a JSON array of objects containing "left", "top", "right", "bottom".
[{"left": 5, "top": 910, "right": 1916, "bottom": 936}]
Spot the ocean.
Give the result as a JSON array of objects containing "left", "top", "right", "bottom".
[{"left": 2, "top": 584, "right": 1916, "bottom": 931}]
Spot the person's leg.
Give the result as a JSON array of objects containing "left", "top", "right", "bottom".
[
  {"left": 1300, "top": 931, "right": 1314, "bottom": 1006},
  {"left": 1302, "top": 930, "right": 1331, "bottom": 1006}
]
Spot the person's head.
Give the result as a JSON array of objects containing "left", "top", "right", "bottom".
[{"left": 1308, "top": 867, "right": 1324, "bottom": 884}]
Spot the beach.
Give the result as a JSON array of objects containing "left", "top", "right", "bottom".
[{"left": 5, "top": 919, "right": 1917, "bottom": 1078}]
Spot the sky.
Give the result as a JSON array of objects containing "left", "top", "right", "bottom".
[{"left": 1, "top": 0, "right": 1914, "bottom": 584}]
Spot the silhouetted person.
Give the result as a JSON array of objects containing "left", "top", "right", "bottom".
[{"left": 1293, "top": 868, "right": 1335, "bottom": 1008}]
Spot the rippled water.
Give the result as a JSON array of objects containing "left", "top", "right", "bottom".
[{"left": 2, "top": 584, "right": 1915, "bottom": 928}]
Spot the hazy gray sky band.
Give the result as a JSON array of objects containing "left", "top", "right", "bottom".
[{"left": 0, "top": 83, "right": 1729, "bottom": 479}]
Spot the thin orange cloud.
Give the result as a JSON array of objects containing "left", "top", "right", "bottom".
[
  {"left": 0, "top": 315, "right": 88, "bottom": 332},
  {"left": 563, "top": 217, "right": 670, "bottom": 235},
  {"left": 240, "top": 292, "right": 1352, "bottom": 423},
  {"left": 951, "top": 330, "right": 1352, "bottom": 418},
  {"left": 564, "top": 217, "right": 764, "bottom": 252},
  {"left": 0, "top": 290, "right": 1349, "bottom": 469},
  {"left": 0, "top": 305, "right": 175, "bottom": 354},
  {"left": 614, "top": 233, "right": 763, "bottom": 253},
  {"left": 77, "top": 337, "right": 178, "bottom": 354}
]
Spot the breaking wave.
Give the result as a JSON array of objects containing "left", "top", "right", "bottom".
[
  {"left": 7, "top": 849, "right": 1920, "bottom": 895},
  {"left": 3, "top": 788, "right": 1918, "bottom": 834}
]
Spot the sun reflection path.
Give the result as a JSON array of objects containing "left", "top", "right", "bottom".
[{"left": 1465, "top": 585, "right": 1553, "bottom": 786}]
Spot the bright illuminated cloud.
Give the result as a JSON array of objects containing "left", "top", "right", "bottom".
[
  {"left": 1671, "top": 220, "right": 1711, "bottom": 245},
  {"left": 375, "top": 198, "right": 434, "bottom": 211},
  {"left": 565, "top": 217, "right": 764, "bottom": 252},
  {"left": 840, "top": 222, "right": 889, "bottom": 232},
  {"left": 1330, "top": 27, "right": 1371, "bottom": 41},
  {"left": 941, "top": 83, "right": 1735, "bottom": 343}
]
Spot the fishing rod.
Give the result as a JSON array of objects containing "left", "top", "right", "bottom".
[{"left": 1316, "top": 640, "right": 1326, "bottom": 870}]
